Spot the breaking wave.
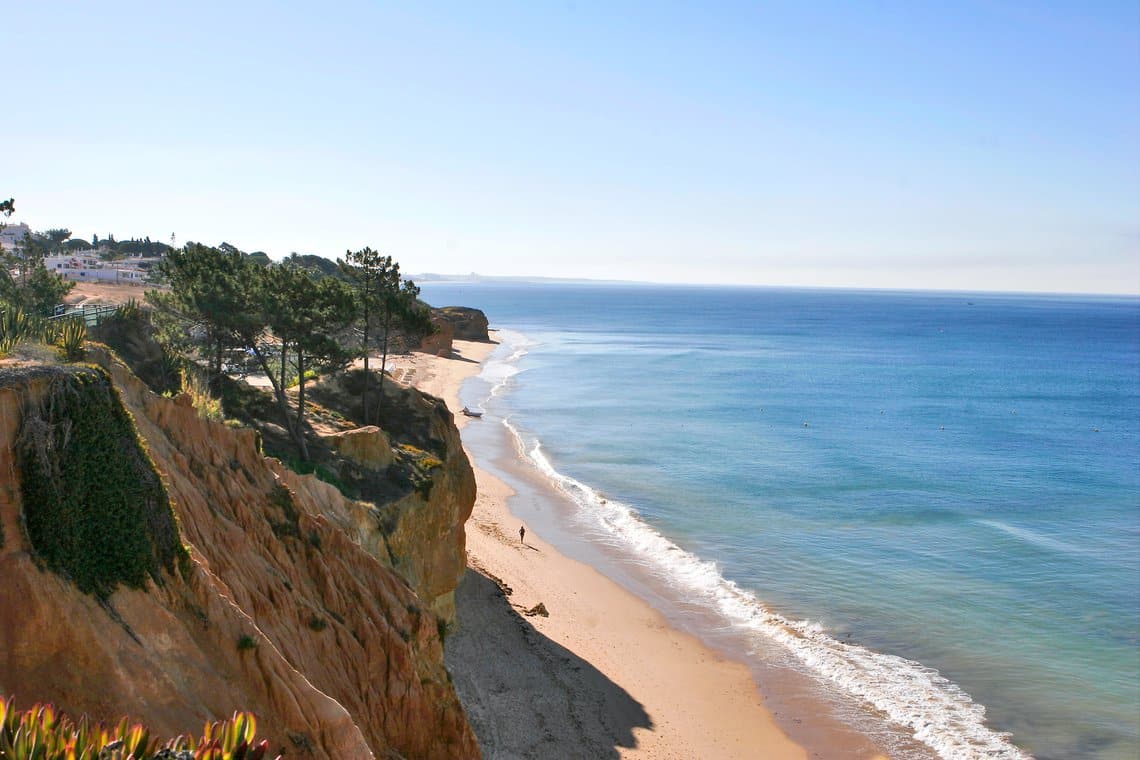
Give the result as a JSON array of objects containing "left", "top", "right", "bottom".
[
  {"left": 514, "top": 432, "right": 1029, "bottom": 759},
  {"left": 479, "top": 328, "right": 1031, "bottom": 759}
]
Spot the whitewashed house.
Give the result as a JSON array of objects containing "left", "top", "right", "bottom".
[
  {"left": 0, "top": 222, "right": 30, "bottom": 250},
  {"left": 42, "top": 255, "right": 147, "bottom": 283}
]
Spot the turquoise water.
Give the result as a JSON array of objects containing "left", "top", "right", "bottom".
[{"left": 420, "top": 282, "right": 1140, "bottom": 760}]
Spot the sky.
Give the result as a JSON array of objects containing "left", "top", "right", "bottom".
[{"left": 5, "top": 1, "right": 1139, "bottom": 294}]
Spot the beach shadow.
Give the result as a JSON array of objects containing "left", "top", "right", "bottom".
[
  {"left": 444, "top": 569, "right": 652, "bottom": 759},
  {"left": 448, "top": 350, "right": 481, "bottom": 364}
]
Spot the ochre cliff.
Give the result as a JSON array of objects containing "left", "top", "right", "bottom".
[
  {"left": 378, "top": 389, "right": 476, "bottom": 625},
  {"left": 421, "top": 315, "right": 455, "bottom": 357},
  {"left": 305, "top": 371, "right": 477, "bottom": 625},
  {"left": 432, "top": 307, "right": 490, "bottom": 342},
  {"left": 0, "top": 353, "right": 479, "bottom": 759}
]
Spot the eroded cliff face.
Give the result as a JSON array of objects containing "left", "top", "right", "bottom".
[
  {"left": 0, "top": 353, "right": 479, "bottom": 759},
  {"left": 432, "top": 307, "right": 490, "bottom": 342},
  {"left": 421, "top": 316, "right": 455, "bottom": 357},
  {"left": 379, "top": 391, "right": 476, "bottom": 625},
  {"left": 304, "top": 371, "right": 477, "bottom": 625}
]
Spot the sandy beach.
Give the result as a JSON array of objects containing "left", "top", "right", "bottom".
[{"left": 394, "top": 338, "right": 844, "bottom": 759}]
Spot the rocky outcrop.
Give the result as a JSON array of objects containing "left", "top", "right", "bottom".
[
  {"left": 432, "top": 307, "right": 490, "bottom": 342},
  {"left": 374, "top": 384, "right": 476, "bottom": 625},
  {"left": 421, "top": 315, "right": 455, "bottom": 356},
  {"left": 0, "top": 353, "right": 479, "bottom": 759},
  {"left": 327, "top": 425, "right": 394, "bottom": 470},
  {"left": 305, "top": 371, "right": 477, "bottom": 625}
]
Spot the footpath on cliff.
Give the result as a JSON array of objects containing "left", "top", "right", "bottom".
[{"left": 408, "top": 337, "right": 814, "bottom": 760}]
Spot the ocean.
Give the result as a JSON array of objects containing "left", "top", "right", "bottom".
[{"left": 418, "top": 282, "right": 1140, "bottom": 760}]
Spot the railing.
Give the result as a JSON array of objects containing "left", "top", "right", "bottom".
[{"left": 48, "top": 303, "right": 120, "bottom": 327}]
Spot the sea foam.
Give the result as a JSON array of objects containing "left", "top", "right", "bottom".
[{"left": 482, "top": 332, "right": 1032, "bottom": 760}]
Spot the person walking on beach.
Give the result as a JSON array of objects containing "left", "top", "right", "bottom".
[{"left": 519, "top": 525, "right": 526, "bottom": 545}]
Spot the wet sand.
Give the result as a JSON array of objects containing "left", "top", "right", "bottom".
[{"left": 401, "top": 338, "right": 821, "bottom": 758}]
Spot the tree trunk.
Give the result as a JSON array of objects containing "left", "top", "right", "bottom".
[
  {"left": 251, "top": 343, "right": 292, "bottom": 428},
  {"left": 377, "top": 308, "right": 391, "bottom": 425},
  {"left": 361, "top": 300, "right": 371, "bottom": 425},
  {"left": 294, "top": 348, "right": 306, "bottom": 434},
  {"left": 294, "top": 348, "right": 310, "bottom": 461},
  {"left": 251, "top": 342, "right": 309, "bottom": 462},
  {"left": 279, "top": 342, "right": 288, "bottom": 401},
  {"left": 292, "top": 345, "right": 311, "bottom": 462},
  {"left": 212, "top": 338, "right": 224, "bottom": 392}
]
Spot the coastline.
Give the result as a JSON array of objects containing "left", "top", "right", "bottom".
[{"left": 397, "top": 339, "right": 885, "bottom": 759}]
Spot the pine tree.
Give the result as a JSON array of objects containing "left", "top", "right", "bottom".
[
  {"left": 260, "top": 264, "right": 355, "bottom": 460},
  {"left": 337, "top": 247, "right": 397, "bottom": 424}
]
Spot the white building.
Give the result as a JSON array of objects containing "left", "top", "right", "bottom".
[
  {"left": 0, "top": 222, "right": 30, "bottom": 251},
  {"left": 42, "top": 255, "right": 147, "bottom": 283}
]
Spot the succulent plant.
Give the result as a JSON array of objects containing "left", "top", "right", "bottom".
[
  {"left": 0, "top": 696, "right": 279, "bottom": 760},
  {"left": 0, "top": 306, "right": 42, "bottom": 356},
  {"left": 56, "top": 317, "right": 87, "bottom": 361}
]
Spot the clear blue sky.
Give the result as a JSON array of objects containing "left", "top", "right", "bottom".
[{"left": 7, "top": 1, "right": 1139, "bottom": 293}]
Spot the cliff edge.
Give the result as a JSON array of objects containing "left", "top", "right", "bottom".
[
  {"left": 0, "top": 353, "right": 479, "bottom": 759},
  {"left": 433, "top": 307, "right": 490, "bottom": 342}
]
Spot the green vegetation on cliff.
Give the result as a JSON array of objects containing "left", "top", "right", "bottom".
[
  {"left": 337, "top": 247, "right": 431, "bottom": 425},
  {"left": 149, "top": 242, "right": 433, "bottom": 463},
  {"left": 0, "top": 307, "right": 86, "bottom": 361},
  {"left": 16, "top": 366, "right": 188, "bottom": 597}
]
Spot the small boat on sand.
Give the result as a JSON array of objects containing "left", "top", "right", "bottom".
[{"left": 461, "top": 406, "right": 483, "bottom": 418}]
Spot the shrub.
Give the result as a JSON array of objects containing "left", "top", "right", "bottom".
[
  {"left": 115, "top": 297, "right": 144, "bottom": 323},
  {"left": 182, "top": 368, "right": 224, "bottom": 422},
  {"left": 237, "top": 634, "right": 258, "bottom": 652},
  {"left": 266, "top": 484, "right": 300, "bottom": 540},
  {"left": 90, "top": 302, "right": 182, "bottom": 395},
  {"left": 279, "top": 457, "right": 355, "bottom": 499},
  {"left": 18, "top": 368, "right": 188, "bottom": 598},
  {"left": 393, "top": 443, "right": 443, "bottom": 497}
]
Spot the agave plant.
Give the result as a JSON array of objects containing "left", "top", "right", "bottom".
[
  {"left": 115, "top": 298, "right": 144, "bottom": 323},
  {"left": 41, "top": 319, "right": 61, "bottom": 346},
  {"left": 0, "top": 306, "right": 41, "bottom": 357},
  {"left": 56, "top": 317, "right": 87, "bottom": 362}
]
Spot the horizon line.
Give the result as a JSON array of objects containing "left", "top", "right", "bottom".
[{"left": 410, "top": 273, "right": 1140, "bottom": 300}]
